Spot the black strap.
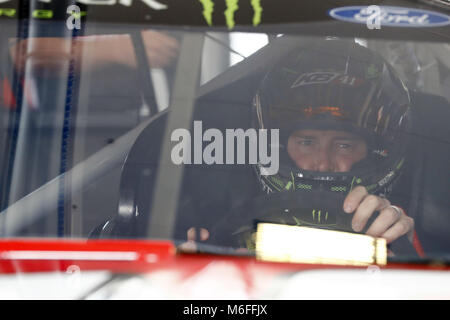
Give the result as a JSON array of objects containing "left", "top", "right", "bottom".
[{"left": 130, "top": 30, "right": 158, "bottom": 116}]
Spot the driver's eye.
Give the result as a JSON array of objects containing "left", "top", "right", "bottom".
[
  {"left": 338, "top": 143, "right": 352, "bottom": 149},
  {"left": 296, "top": 139, "right": 314, "bottom": 146},
  {"left": 335, "top": 142, "right": 356, "bottom": 153}
]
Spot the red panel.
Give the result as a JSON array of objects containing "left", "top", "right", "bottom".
[
  {"left": 0, "top": 239, "right": 176, "bottom": 274},
  {"left": 0, "top": 239, "right": 449, "bottom": 277}
]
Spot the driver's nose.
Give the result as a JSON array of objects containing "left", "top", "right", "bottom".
[{"left": 315, "top": 147, "right": 334, "bottom": 172}]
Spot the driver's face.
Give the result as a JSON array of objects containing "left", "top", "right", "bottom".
[{"left": 287, "top": 129, "right": 367, "bottom": 172}]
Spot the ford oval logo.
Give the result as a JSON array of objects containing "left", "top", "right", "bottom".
[{"left": 329, "top": 6, "right": 450, "bottom": 27}]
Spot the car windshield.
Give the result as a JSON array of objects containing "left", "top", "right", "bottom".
[{"left": 0, "top": 0, "right": 449, "bottom": 264}]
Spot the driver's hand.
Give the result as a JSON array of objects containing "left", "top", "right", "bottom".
[
  {"left": 178, "top": 227, "right": 210, "bottom": 253},
  {"left": 343, "top": 186, "right": 414, "bottom": 244}
]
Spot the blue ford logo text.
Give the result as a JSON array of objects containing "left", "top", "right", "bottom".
[{"left": 329, "top": 6, "right": 450, "bottom": 27}]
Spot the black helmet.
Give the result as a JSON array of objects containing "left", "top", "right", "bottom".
[{"left": 253, "top": 39, "right": 411, "bottom": 197}]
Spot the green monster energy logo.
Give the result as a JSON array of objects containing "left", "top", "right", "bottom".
[
  {"left": 291, "top": 209, "right": 334, "bottom": 228},
  {"left": 0, "top": 8, "right": 16, "bottom": 17},
  {"left": 198, "top": 0, "right": 263, "bottom": 29},
  {"left": 312, "top": 209, "right": 328, "bottom": 223}
]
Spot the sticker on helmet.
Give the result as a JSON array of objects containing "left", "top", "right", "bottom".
[{"left": 291, "top": 72, "right": 363, "bottom": 88}]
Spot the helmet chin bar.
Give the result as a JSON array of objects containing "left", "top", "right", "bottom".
[{"left": 255, "top": 152, "right": 405, "bottom": 197}]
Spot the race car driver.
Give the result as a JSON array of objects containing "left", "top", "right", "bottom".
[{"left": 187, "top": 39, "right": 419, "bottom": 255}]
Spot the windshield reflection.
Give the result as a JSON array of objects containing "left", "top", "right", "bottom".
[{"left": 0, "top": 16, "right": 449, "bottom": 262}]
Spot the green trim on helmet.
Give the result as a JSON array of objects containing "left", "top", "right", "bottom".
[
  {"left": 331, "top": 186, "right": 347, "bottom": 192},
  {"left": 258, "top": 153, "right": 405, "bottom": 199},
  {"left": 266, "top": 175, "right": 284, "bottom": 191}
]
